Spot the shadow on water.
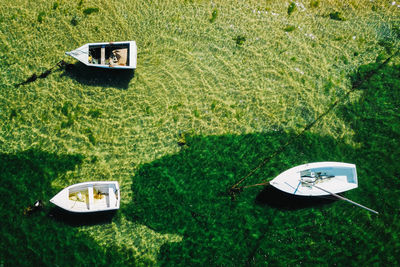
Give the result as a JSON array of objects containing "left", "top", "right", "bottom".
[
  {"left": 0, "top": 149, "right": 84, "bottom": 206},
  {"left": 48, "top": 207, "right": 116, "bottom": 227},
  {"left": 0, "top": 149, "right": 99, "bottom": 265},
  {"left": 14, "top": 60, "right": 66, "bottom": 87},
  {"left": 4, "top": 62, "right": 399, "bottom": 266},
  {"left": 124, "top": 61, "right": 400, "bottom": 265},
  {"left": 60, "top": 62, "right": 135, "bottom": 89},
  {"left": 0, "top": 149, "right": 141, "bottom": 265},
  {"left": 338, "top": 61, "right": 400, "bottom": 213},
  {"left": 14, "top": 60, "right": 134, "bottom": 89},
  {"left": 0, "top": 149, "right": 116, "bottom": 227},
  {"left": 255, "top": 185, "right": 336, "bottom": 210},
  {"left": 123, "top": 131, "right": 356, "bottom": 265}
]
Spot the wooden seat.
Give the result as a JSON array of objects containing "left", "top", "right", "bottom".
[
  {"left": 101, "top": 47, "right": 105, "bottom": 65},
  {"left": 88, "top": 186, "right": 94, "bottom": 210},
  {"left": 109, "top": 187, "right": 116, "bottom": 207}
]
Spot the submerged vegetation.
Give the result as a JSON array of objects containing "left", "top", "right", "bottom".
[
  {"left": 329, "top": 11, "right": 346, "bottom": 21},
  {"left": 1, "top": 0, "right": 399, "bottom": 265},
  {"left": 310, "top": 0, "right": 320, "bottom": 8},
  {"left": 209, "top": 9, "right": 218, "bottom": 23},
  {"left": 37, "top": 11, "right": 46, "bottom": 23},
  {"left": 287, "top": 2, "right": 297, "bottom": 16},
  {"left": 284, "top": 25, "right": 296, "bottom": 32},
  {"left": 234, "top": 35, "right": 246, "bottom": 46},
  {"left": 83, "top": 7, "right": 99, "bottom": 16}
]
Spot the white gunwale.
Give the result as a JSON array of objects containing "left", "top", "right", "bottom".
[
  {"left": 50, "top": 181, "right": 120, "bottom": 213},
  {"left": 65, "top": 41, "right": 137, "bottom": 69},
  {"left": 269, "top": 162, "right": 358, "bottom": 196}
]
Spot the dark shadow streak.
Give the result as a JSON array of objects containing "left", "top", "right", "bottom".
[
  {"left": 255, "top": 185, "right": 336, "bottom": 211},
  {"left": 14, "top": 60, "right": 66, "bottom": 87},
  {"left": 48, "top": 207, "right": 116, "bottom": 227},
  {"left": 14, "top": 60, "right": 135, "bottom": 89},
  {"left": 60, "top": 62, "right": 135, "bottom": 89}
]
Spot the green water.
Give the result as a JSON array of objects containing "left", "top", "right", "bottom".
[
  {"left": 1, "top": 0, "right": 400, "bottom": 266},
  {"left": 2, "top": 62, "right": 400, "bottom": 265}
]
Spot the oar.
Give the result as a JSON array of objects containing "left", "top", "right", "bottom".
[{"left": 311, "top": 184, "right": 379, "bottom": 215}]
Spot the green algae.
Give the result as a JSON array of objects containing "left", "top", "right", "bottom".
[{"left": 0, "top": 0, "right": 399, "bottom": 266}]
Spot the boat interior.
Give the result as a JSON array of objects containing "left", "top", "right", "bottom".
[
  {"left": 88, "top": 43, "right": 129, "bottom": 66},
  {"left": 300, "top": 166, "right": 357, "bottom": 184},
  {"left": 68, "top": 184, "right": 118, "bottom": 211}
]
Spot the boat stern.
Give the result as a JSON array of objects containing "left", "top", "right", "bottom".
[{"left": 129, "top": 41, "right": 137, "bottom": 69}]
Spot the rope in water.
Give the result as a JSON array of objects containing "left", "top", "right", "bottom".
[
  {"left": 229, "top": 48, "right": 400, "bottom": 198},
  {"left": 15, "top": 60, "right": 70, "bottom": 87}
]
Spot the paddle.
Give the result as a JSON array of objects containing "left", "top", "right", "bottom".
[{"left": 310, "top": 183, "right": 379, "bottom": 215}]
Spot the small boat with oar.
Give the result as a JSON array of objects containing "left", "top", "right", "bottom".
[
  {"left": 66, "top": 41, "right": 137, "bottom": 69},
  {"left": 270, "top": 162, "right": 358, "bottom": 196},
  {"left": 50, "top": 181, "right": 120, "bottom": 213},
  {"left": 270, "top": 162, "right": 378, "bottom": 214}
]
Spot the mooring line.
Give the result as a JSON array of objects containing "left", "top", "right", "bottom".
[
  {"left": 229, "top": 48, "right": 400, "bottom": 197},
  {"left": 15, "top": 60, "right": 70, "bottom": 87}
]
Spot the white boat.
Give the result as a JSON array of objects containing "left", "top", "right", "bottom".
[
  {"left": 269, "top": 162, "right": 358, "bottom": 196},
  {"left": 66, "top": 41, "right": 137, "bottom": 69},
  {"left": 50, "top": 181, "right": 120, "bottom": 213}
]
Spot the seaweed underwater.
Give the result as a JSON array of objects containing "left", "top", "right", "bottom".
[
  {"left": 1, "top": 0, "right": 400, "bottom": 265},
  {"left": 124, "top": 60, "right": 400, "bottom": 266}
]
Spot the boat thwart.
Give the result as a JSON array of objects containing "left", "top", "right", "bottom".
[
  {"left": 269, "top": 162, "right": 378, "bottom": 214},
  {"left": 50, "top": 181, "right": 120, "bottom": 213},
  {"left": 269, "top": 162, "right": 358, "bottom": 196},
  {"left": 65, "top": 41, "right": 137, "bottom": 69}
]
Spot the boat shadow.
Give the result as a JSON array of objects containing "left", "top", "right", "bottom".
[
  {"left": 48, "top": 207, "right": 117, "bottom": 227},
  {"left": 255, "top": 185, "right": 336, "bottom": 211},
  {"left": 60, "top": 62, "right": 135, "bottom": 89}
]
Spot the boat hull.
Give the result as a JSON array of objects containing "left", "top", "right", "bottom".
[
  {"left": 269, "top": 162, "right": 358, "bottom": 196},
  {"left": 66, "top": 41, "right": 137, "bottom": 69},
  {"left": 50, "top": 181, "right": 120, "bottom": 213}
]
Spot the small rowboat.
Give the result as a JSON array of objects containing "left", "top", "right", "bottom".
[
  {"left": 66, "top": 41, "right": 137, "bottom": 69},
  {"left": 270, "top": 162, "right": 358, "bottom": 196},
  {"left": 50, "top": 181, "right": 120, "bottom": 213}
]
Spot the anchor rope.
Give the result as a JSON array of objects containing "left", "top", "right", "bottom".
[{"left": 229, "top": 48, "right": 400, "bottom": 197}]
